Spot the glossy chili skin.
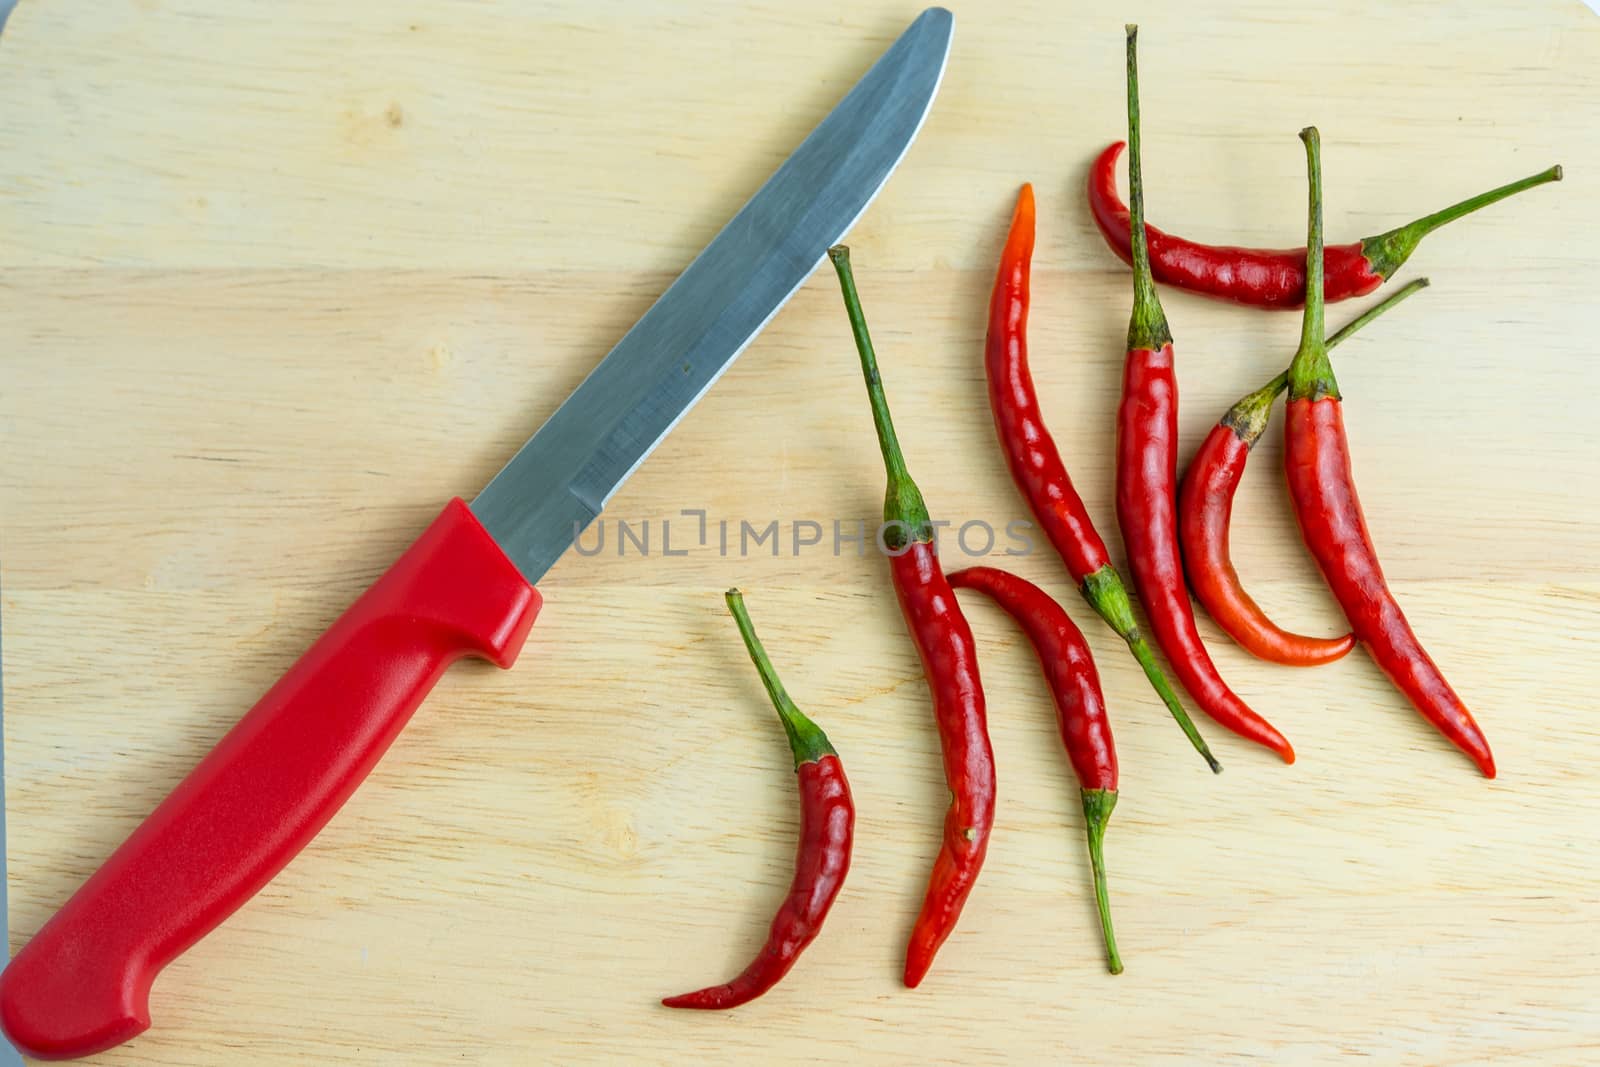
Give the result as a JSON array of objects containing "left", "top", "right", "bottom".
[
  {"left": 947, "top": 565, "right": 1123, "bottom": 973},
  {"left": 663, "top": 755, "right": 854, "bottom": 1009},
  {"left": 663, "top": 590, "right": 855, "bottom": 1010},
  {"left": 1090, "top": 141, "right": 1560, "bottom": 311},
  {"left": 1091, "top": 142, "right": 1378, "bottom": 309},
  {"left": 828, "top": 244, "right": 996, "bottom": 990},
  {"left": 988, "top": 183, "right": 1111, "bottom": 581},
  {"left": 1177, "top": 278, "right": 1427, "bottom": 668},
  {"left": 1180, "top": 419, "right": 1355, "bottom": 667},
  {"left": 1116, "top": 346, "right": 1294, "bottom": 761},
  {"left": 1285, "top": 399, "right": 1495, "bottom": 777},
  {"left": 947, "top": 567, "right": 1113, "bottom": 789},
  {"left": 1177, "top": 277, "right": 1429, "bottom": 667},
  {"left": 894, "top": 542, "right": 995, "bottom": 990},
  {"left": 988, "top": 183, "right": 1217, "bottom": 772},
  {"left": 1283, "top": 127, "right": 1494, "bottom": 778},
  {"left": 1115, "top": 28, "right": 1292, "bottom": 764}
]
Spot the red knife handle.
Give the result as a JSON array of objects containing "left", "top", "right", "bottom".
[{"left": 0, "top": 498, "right": 539, "bottom": 1061}]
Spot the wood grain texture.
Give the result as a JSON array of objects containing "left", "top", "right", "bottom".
[{"left": 3, "top": 1, "right": 1599, "bottom": 1063}]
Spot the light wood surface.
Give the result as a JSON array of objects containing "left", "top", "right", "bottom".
[{"left": 4, "top": 1, "right": 1599, "bottom": 1063}]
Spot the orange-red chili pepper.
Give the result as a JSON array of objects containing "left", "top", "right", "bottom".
[
  {"left": 1179, "top": 278, "right": 1428, "bottom": 667},
  {"left": 1115, "top": 26, "right": 1292, "bottom": 763},
  {"left": 987, "top": 182, "right": 1218, "bottom": 773},
  {"left": 1089, "top": 141, "right": 1559, "bottom": 310},
  {"left": 828, "top": 244, "right": 995, "bottom": 989},
  {"left": 947, "top": 566, "right": 1122, "bottom": 975},
  {"left": 1283, "top": 127, "right": 1495, "bottom": 777},
  {"left": 663, "top": 590, "right": 853, "bottom": 1010}
]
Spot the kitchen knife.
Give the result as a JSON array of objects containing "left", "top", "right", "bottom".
[{"left": 0, "top": 9, "right": 952, "bottom": 1060}]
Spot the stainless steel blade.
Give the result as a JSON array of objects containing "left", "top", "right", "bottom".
[{"left": 471, "top": 8, "right": 952, "bottom": 582}]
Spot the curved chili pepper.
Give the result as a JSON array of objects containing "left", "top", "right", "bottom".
[
  {"left": 1283, "top": 128, "right": 1495, "bottom": 777},
  {"left": 662, "top": 589, "right": 854, "bottom": 1010},
  {"left": 1179, "top": 278, "right": 1428, "bottom": 666},
  {"left": 1089, "top": 140, "right": 1560, "bottom": 310},
  {"left": 1115, "top": 26, "right": 1292, "bottom": 763},
  {"left": 828, "top": 244, "right": 995, "bottom": 990},
  {"left": 987, "top": 182, "right": 1219, "bottom": 773},
  {"left": 946, "top": 566, "right": 1122, "bottom": 975}
]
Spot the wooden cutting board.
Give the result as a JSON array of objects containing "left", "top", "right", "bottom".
[{"left": 4, "top": 1, "right": 1598, "bottom": 1063}]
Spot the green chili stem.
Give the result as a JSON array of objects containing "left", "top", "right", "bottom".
[
  {"left": 1124, "top": 25, "right": 1172, "bottom": 351},
  {"left": 1228, "top": 276, "right": 1431, "bottom": 444},
  {"left": 1361, "top": 165, "right": 1562, "bottom": 280},
  {"left": 1127, "top": 633, "right": 1221, "bottom": 774},
  {"left": 1288, "top": 128, "right": 1338, "bottom": 402},
  {"left": 828, "top": 245, "right": 932, "bottom": 548},
  {"left": 1082, "top": 788, "right": 1122, "bottom": 975},
  {"left": 726, "top": 589, "right": 835, "bottom": 768},
  {"left": 1328, "top": 275, "right": 1430, "bottom": 350},
  {"left": 1082, "top": 566, "right": 1220, "bottom": 773},
  {"left": 1295, "top": 128, "right": 1326, "bottom": 366}
]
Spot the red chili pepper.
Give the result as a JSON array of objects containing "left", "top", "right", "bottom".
[
  {"left": 1115, "top": 26, "right": 1292, "bottom": 763},
  {"left": 1283, "top": 127, "right": 1495, "bottom": 777},
  {"left": 987, "top": 182, "right": 1219, "bottom": 773},
  {"left": 946, "top": 566, "right": 1122, "bottom": 975},
  {"left": 662, "top": 589, "right": 854, "bottom": 1010},
  {"left": 1089, "top": 140, "right": 1559, "bottom": 310},
  {"left": 828, "top": 244, "right": 995, "bottom": 990},
  {"left": 1179, "top": 278, "right": 1428, "bottom": 666}
]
